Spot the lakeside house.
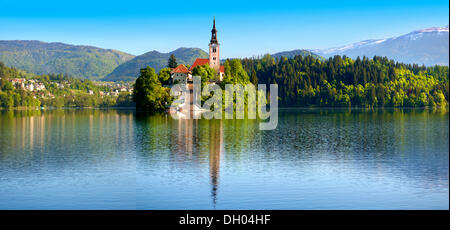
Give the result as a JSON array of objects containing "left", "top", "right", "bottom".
[{"left": 170, "top": 64, "right": 191, "bottom": 84}]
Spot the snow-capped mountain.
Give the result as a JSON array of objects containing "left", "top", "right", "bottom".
[{"left": 311, "top": 25, "right": 449, "bottom": 66}]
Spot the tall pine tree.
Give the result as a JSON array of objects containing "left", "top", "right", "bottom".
[{"left": 167, "top": 54, "right": 178, "bottom": 68}]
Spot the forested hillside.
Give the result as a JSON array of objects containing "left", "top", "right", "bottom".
[
  {"left": 241, "top": 55, "right": 449, "bottom": 107},
  {"left": 105, "top": 48, "right": 208, "bottom": 81},
  {"left": 0, "top": 40, "right": 135, "bottom": 79}
]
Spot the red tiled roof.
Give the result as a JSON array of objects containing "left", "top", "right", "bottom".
[
  {"left": 189, "top": 58, "right": 209, "bottom": 71},
  {"left": 171, "top": 64, "right": 190, "bottom": 74},
  {"left": 220, "top": 65, "right": 224, "bottom": 73}
]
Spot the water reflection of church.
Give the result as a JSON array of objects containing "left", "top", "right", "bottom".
[{"left": 171, "top": 119, "right": 223, "bottom": 207}]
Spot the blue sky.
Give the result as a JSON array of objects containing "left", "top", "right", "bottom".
[{"left": 0, "top": 0, "right": 448, "bottom": 58}]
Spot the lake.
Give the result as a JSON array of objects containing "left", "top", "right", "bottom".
[{"left": 0, "top": 108, "right": 448, "bottom": 209}]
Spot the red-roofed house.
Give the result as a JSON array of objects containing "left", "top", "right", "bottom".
[
  {"left": 171, "top": 64, "right": 191, "bottom": 84},
  {"left": 189, "top": 58, "right": 210, "bottom": 71}
]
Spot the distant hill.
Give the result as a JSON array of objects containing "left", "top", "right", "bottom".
[
  {"left": 104, "top": 48, "right": 209, "bottom": 81},
  {"left": 272, "top": 49, "right": 324, "bottom": 60},
  {"left": 0, "top": 40, "right": 135, "bottom": 79},
  {"left": 311, "top": 25, "right": 449, "bottom": 66}
]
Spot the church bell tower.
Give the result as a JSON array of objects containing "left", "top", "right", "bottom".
[{"left": 209, "top": 18, "right": 220, "bottom": 72}]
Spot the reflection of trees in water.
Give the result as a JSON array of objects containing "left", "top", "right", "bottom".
[
  {"left": 220, "top": 119, "right": 259, "bottom": 160},
  {"left": 0, "top": 109, "right": 136, "bottom": 171},
  {"left": 135, "top": 112, "right": 173, "bottom": 155},
  {"left": 257, "top": 108, "right": 449, "bottom": 190},
  {"left": 270, "top": 108, "right": 447, "bottom": 158},
  {"left": 136, "top": 108, "right": 448, "bottom": 203}
]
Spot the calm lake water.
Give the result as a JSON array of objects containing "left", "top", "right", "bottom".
[{"left": 0, "top": 108, "right": 448, "bottom": 210}]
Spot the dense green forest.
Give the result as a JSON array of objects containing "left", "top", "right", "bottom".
[
  {"left": 241, "top": 55, "right": 449, "bottom": 107},
  {"left": 0, "top": 62, "right": 134, "bottom": 108}
]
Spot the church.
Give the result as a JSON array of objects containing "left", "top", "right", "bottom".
[{"left": 170, "top": 18, "right": 225, "bottom": 84}]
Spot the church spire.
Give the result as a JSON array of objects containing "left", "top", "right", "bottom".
[
  {"left": 210, "top": 17, "right": 218, "bottom": 44},
  {"left": 208, "top": 17, "right": 220, "bottom": 75}
]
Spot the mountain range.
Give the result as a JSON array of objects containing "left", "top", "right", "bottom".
[
  {"left": 310, "top": 25, "right": 449, "bottom": 66},
  {"left": 0, "top": 25, "right": 447, "bottom": 81},
  {"left": 271, "top": 49, "right": 324, "bottom": 60},
  {"left": 0, "top": 40, "right": 134, "bottom": 79},
  {"left": 104, "top": 48, "right": 208, "bottom": 81}
]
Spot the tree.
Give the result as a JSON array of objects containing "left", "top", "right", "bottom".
[
  {"left": 168, "top": 54, "right": 178, "bottom": 68},
  {"left": 435, "top": 91, "right": 447, "bottom": 107},
  {"left": 251, "top": 69, "right": 258, "bottom": 85},
  {"left": 0, "top": 79, "right": 14, "bottom": 91},
  {"left": 0, "top": 92, "right": 14, "bottom": 108},
  {"left": 133, "top": 66, "right": 171, "bottom": 111},
  {"left": 116, "top": 91, "right": 135, "bottom": 107},
  {"left": 222, "top": 59, "right": 250, "bottom": 85},
  {"left": 368, "top": 86, "right": 377, "bottom": 107},
  {"left": 158, "top": 68, "right": 172, "bottom": 85},
  {"left": 192, "top": 64, "right": 216, "bottom": 85}
]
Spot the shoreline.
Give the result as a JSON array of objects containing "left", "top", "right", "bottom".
[{"left": 1, "top": 106, "right": 448, "bottom": 112}]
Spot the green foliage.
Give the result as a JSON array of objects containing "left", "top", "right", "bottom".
[
  {"left": 0, "top": 61, "right": 134, "bottom": 108},
  {"left": 0, "top": 41, "right": 134, "bottom": 79},
  {"left": 1, "top": 79, "right": 14, "bottom": 91},
  {"left": 222, "top": 59, "right": 250, "bottom": 85},
  {"left": 250, "top": 69, "right": 258, "bottom": 85},
  {"left": 133, "top": 66, "right": 172, "bottom": 111},
  {"left": 116, "top": 91, "right": 135, "bottom": 107},
  {"left": 158, "top": 68, "right": 172, "bottom": 85},
  {"left": 167, "top": 54, "right": 178, "bottom": 68},
  {"left": 0, "top": 91, "right": 14, "bottom": 108},
  {"left": 241, "top": 55, "right": 449, "bottom": 108},
  {"left": 192, "top": 64, "right": 216, "bottom": 85},
  {"left": 0, "top": 90, "right": 41, "bottom": 108}
]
